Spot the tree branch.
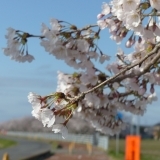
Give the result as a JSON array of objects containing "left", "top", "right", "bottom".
[{"left": 83, "top": 43, "right": 160, "bottom": 95}]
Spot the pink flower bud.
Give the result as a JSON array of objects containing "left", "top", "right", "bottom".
[
  {"left": 138, "top": 87, "right": 146, "bottom": 95},
  {"left": 150, "top": 84, "right": 155, "bottom": 94},
  {"left": 138, "top": 37, "right": 142, "bottom": 43},
  {"left": 97, "top": 14, "right": 104, "bottom": 19},
  {"left": 131, "top": 36, "right": 135, "bottom": 46},
  {"left": 152, "top": 22, "right": 156, "bottom": 32},
  {"left": 125, "top": 39, "right": 132, "bottom": 48}
]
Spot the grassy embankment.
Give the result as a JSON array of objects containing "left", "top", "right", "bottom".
[
  {"left": 108, "top": 139, "right": 160, "bottom": 160},
  {"left": 0, "top": 138, "right": 17, "bottom": 149}
]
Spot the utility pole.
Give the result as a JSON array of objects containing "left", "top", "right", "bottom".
[
  {"left": 130, "top": 114, "right": 134, "bottom": 135},
  {"left": 116, "top": 133, "right": 119, "bottom": 155},
  {"left": 136, "top": 115, "right": 140, "bottom": 135}
]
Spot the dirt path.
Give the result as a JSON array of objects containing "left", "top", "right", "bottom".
[{"left": 46, "top": 141, "right": 110, "bottom": 160}]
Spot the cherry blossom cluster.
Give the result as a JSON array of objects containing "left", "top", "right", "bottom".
[
  {"left": 28, "top": 92, "right": 71, "bottom": 139},
  {"left": 3, "top": 28, "right": 34, "bottom": 63},
  {"left": 55, "top": 66, "right": 158, "bottom": 135},
  {"left": 40, "top": 18, "right": 110, "bottom": 71},
  {"left": 97, "top": 0, "right": 160, "bottom": 46},
  {"left": 3, "top": 0, "right": 160, "bottom": 138}
]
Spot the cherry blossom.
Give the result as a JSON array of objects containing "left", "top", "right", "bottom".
[
  {"left": 123, "top": 0, "right": 140, "bottom": 12},
  {"left": 52, "top": 124, "right": 68, "bottom": 139},
  {"left": 3, "top": 0, "right": 160, "bottom": 138},
  {"left": 150, "top": 0, "right": 160, "bottom": 11},
  {"left": 101, "top": 2, "right": 110, "bottom": 15},
  {"left": 125, "top": 11, "right": 140, "bottom": 29},
  {"left": 41, "top": 108, "right": 55, "bottom": 127},
  {"left": 3, "top": 28, "right": 35, "bottom": 62}
]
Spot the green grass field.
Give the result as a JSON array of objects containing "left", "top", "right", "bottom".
[
  {"left": 0, "top": 138, "right": 16, "bottom": 149},
  {"left": 108, "top": 138, "right": 160, "bottom": 160}
]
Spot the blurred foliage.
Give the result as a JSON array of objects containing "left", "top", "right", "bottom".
[
  {"left": 0, "top": 138, "right": 16, "bottom": 149},
  {"left": 141, "top": 140, "right": 160, "bottom": 160},
  {"left": 108, "top": 139, "right": 160, "bottom": 160}
]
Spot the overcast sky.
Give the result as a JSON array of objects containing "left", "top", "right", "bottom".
[{"left": 0, "top": 0, "right": 159, "bottom": 126}]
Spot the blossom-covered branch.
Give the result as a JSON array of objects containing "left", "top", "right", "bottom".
[{"left": 3, "top": 0, "right": 160, "bottom": 138}]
